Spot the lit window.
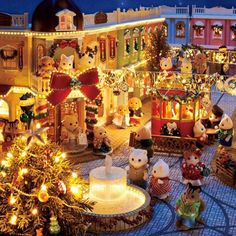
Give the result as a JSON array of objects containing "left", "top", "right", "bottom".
[
  {"left": 212, "top": 23, "right": 223, "bottom": 39},
  {"left": 161, "top": 101, "right": 180, "bottom": 120},
  {"left": 181, "top": 103, "right": 194, "bottom": 121},
  {"left": 176, "top": 22, "right": 185, "bottom": 38},
  {"left": 55, "top": 9, "right": 76, "bottom": 31},
  {"left": 193, "top": 21, "right": 205, "bottom": 38},
  {"left": 0, "top": 46, "right": 18, "bottom": 70}
]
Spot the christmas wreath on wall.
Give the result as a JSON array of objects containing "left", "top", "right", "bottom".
[
  {"left": 0, "top": 49, "right": 17, "bottom": 60},
  {"left": 48, "top": 39, "right": 81, "bottom": 58}
]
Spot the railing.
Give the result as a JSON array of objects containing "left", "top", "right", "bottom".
[
  {"left": 193, "top": 7, "right": 205, "bottom": 14},
  {"left": 31, "top": 75, "right": 51, "bottom": 95},
  {"left": 192, "top": 6, "right": 236, "bottom": 16},
  {"left": 176, "top": 7, "right": 189, "bottom": 14},
  {"left": 2, "top": 13, "right": 29, "bottom": 29}
]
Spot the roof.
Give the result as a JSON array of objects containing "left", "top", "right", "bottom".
[{"left": 0, "top": 0, "right": 236, "bottom": 23}]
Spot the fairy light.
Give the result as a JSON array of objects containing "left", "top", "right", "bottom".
[
  {"left": 55, "top": 156, "right": 60, "bottom": 163},
  {"left": 9, "top": 215, "right": 17, "bottom": 225},
  {"left": 41, "top": 184, "right": 47, "bottom": 191},
  {"left": 36, "top": 123, "right": 41, "bottom": 129},
  {"left": 1, "top": 171, "right": 6, "bottom": 177},
  {"left": 31, "top": 208, "right": 38, "bottom": 216},
  {"left": 7, "top": 153, "right": 13, "bottom": 159},
  {"left": 21, "top": 151, "right": 27, "bottom": 157},
  {"left": 61, "top": 153, "right": 66, "bottom": 159},
  {"left": 8, "top": 195, "right": 17, "bottom": 205},
  {"left": 72, "top": 172, "right": 78, "bottom": 178}
]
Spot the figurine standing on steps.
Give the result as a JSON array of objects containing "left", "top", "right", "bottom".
[
  {"left": 135, "top": 126, "right": 154, "bottom": 159},
  {"left": 176, "top": 183, "right": 205, "bottom": 230},
  {"left": 218, "top": 114, "right": 234, "bottom": 147}
]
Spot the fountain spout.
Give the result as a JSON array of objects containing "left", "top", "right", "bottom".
[{"left": 105, "top": 155, "right": 112, "bottom": 175}]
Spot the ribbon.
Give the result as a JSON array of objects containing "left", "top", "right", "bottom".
[
  {"left": 59, "top": 40, "right": 77, "bottom": 49},
  {"left": 47, "top": 68, "right": 101, "bottom": 106}
]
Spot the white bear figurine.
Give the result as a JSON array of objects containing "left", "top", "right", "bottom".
[
  {"left": 126, "top": 148, "right": 148, "bottom": 189},
  {"left": 218, "top": 114, "right": 234, "bottom": 147},
  {"left": 58, "top": 54, "right": 74, "bottom": 75},
  {"left": 149, "top": 159, "right": 171, "bottom": 199}
]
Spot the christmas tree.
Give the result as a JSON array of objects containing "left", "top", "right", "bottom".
[
  {"left": 0, "top": 126, "right": 93, "bottom": 235},
  {"left": 145, "top": 26, "right": 170, "bottom": 71}
]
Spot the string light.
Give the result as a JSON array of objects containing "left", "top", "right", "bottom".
[
  {"left": 31, "top": 208, "right": 38, "bottom": 216},
  {"left": 72, "top": 172, "right": 78, "bottom": 178},
  {"left": 9, "top": 215, "right": 17, "bottom": 225},
  {"left": 8, "top": 195, "right": 17, "bottom": 205}
]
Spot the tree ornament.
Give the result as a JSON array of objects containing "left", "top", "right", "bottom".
[
  {"left": 38, "top": 185, "right": 49, "bottom": 203},
  {"left": 49, "top": 215, "right": 60, "bottom": 235},
  {"left": 36, "top": 228, "right": 43, "bottom": 236},
  {"left": 58, "top": 180, "right": 66, "bottom": 195}
]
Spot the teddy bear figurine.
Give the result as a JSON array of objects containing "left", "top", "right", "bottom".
[
  {"left": 93, "top": 126, "right": 112, "bottom": 155},
  {"left": 126, "top": 148, "right": 148, "bottom": 189},
  {"left": 128, "top": 97, "right": 143, "bottom": 126},
  {"left": 218, "top": 114, "right": 234, "bottom": 147},
  {"left": 176, "top": 183, "right": 205, "bottom": 230},
  {"left": 135, "top": 126, "right": 153, "bottom": 159},
  {"left": 112, "top": 104, "right": 130, "bottom": 129},
  {"left": 182, "top": 145, "right": 210, "bottom": 186},
  {"left": 193, "top": 120, "right": 208, "bottom": 147},
  {"left": 37, "top": 56, "right": 56, "bottom": 79},
  {"left": 58, "top": 54, "right": 74, "bottom": 75},
  {"left": 148, "top": 159, "right": 171, "bottom": 199},
  {"left": 179, "top": 57, "right": 192, "bottom": 82},
  {"left": 61, "top": 114, "right": 86, "bottom": 151}
]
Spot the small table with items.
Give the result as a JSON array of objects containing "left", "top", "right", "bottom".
[{"left": 206, "top": 128, "right": 218, "bottom": 143}]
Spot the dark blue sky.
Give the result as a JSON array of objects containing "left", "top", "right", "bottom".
[{"left": 0, "top": 0, "right": 235, "bottom": 22}]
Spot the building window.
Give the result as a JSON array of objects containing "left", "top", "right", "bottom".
[
  {"left": 162, "top": 23, "right": 168, "bottom": 37},
  {"left": 133, "top": 27, "right": 140, "bottom": 53},
  {"left": 193, "top": 21, "right": 205, "bottom": 38},
  {"left": 99, "top": 38, "right": 106, "bottom": 62},
  {"left": 36, "top": 44, "right": 45, "bottom": 70},
  {"left": 230, "top": 24, "right": 236, "bottom": 40},
  {"left": 176, "top": 22, "right": 185, "bottom": 38},
  {"left": 55, "top": 9, "right": 76, "bottom": 31},
  {"left": 124, "top": 29, "right": 131, "bottom": 56},
  {"left": 0, "top": 46, "right": 18, "bottom": 69},
  {"left": 140, "top": 26, "right": 146, "bottom": 51},
  {"left": 211, "top": 23, "right": 223, "bottom": 39}
]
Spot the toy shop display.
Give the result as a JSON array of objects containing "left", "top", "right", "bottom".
[
  {"left": 112, "top": 104, "right": 130, "bottom": 129},
  {"left": 128, "top": 97, "right": 143, "bottom": 126},
  {"left": 218, "top": 114, "right": 234, "bottom": 147},
  {"left": 148, "top": 159, "right": 171, "bottom": 199},
  {"left": 126, "top": 148, "right": 148, "bottom": 189},
  {"left": 182, "top": 146, "right": 210, "bottom": 186},
  {"left": 135, "top": 126, "right": 154, "bottom": 159},
  {"left": 93, "top": 126, "right": 112, "bottom": 155},
  {"left": 176, "top": 183, "right": 205, "bottom": 230}
]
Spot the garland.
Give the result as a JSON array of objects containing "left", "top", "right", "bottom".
[
  {"left": 211, "top": 24, "right": 223, "bottom": 30},
  {"left": 181, "top": 44, "right": 203, "bottom": 52},
  {"left": 48, "top": 40, "right": 81, "bottom": 58},
  {"left": 0, "top": 49, "right": 17, "bottom": 60},
  {"left": 230, "top": 24, "right": 236, "bottom": 32},
  {"left": 82, "top": 208, "right": 153, "bottom": 230},
  {"left": 151, "top": 89, "right": 201, "bottom": 104},
  {"left": 193, "top": 24, "right": 205, "bottom": 30}
]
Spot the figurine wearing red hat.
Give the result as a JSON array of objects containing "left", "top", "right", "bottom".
[{"left": 182, "top": 145, "right": 210, "bottom": 186}]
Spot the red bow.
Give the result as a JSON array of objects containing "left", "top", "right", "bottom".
[
  {"left": 59, "top": 40, "right": 77, "bottom": 49},
  {"left": 47, "top": 68, "right": 101, "bottom": 106}
]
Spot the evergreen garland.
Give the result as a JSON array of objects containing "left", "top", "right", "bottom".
[{"left": 0, "top": 49, "right": 17, "bottom": 60}]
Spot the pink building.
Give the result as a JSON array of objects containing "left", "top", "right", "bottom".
[{"left": 191, "top": 6, "right": 236, "bottom": 49}]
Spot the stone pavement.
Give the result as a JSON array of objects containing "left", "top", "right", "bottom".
[{"left": 77, "top": 89, "right": 236, "bottom": 236}]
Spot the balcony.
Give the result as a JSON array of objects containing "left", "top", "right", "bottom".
[{"left": 0, "top": 12, "right": 28, "bottom": 29}]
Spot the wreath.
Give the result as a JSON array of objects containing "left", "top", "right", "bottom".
[
  {"left": 48, "top": 40, "right": 81, "bottom": 57},
  {"left": 0, "top": 49, "right": 17, "bottom": 60},
  {"left": 230, "top": 24, "right": 236, "bottom": 32},
  {"left": 211, "top": 24, "right": 223, "bottom": 31},
  {"left": 193, "top": 24, "right": 205, "bottom": 30}
]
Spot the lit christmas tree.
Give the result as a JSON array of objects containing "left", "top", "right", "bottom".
[
  {"left": 0, "top": 126, "right": 93, "bottom": 235},
  {"left": 145, "top": 26, "right": 170, "bottom": 71}
]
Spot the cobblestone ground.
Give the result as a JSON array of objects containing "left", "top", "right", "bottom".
[{"left": 78, "top": 90, "right": 236, "bottom": 236}]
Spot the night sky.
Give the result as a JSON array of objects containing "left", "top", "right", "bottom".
[{"left": 0, "top": 0, "right": 235, "bottom": 22}]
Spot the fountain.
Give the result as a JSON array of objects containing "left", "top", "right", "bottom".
[{"left": 84, "top": 155, "right": 151, "bottom": 232}]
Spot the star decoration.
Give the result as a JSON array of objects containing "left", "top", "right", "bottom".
[{"left": 26, "top": 126, "right": 49, "bottom": 146}]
